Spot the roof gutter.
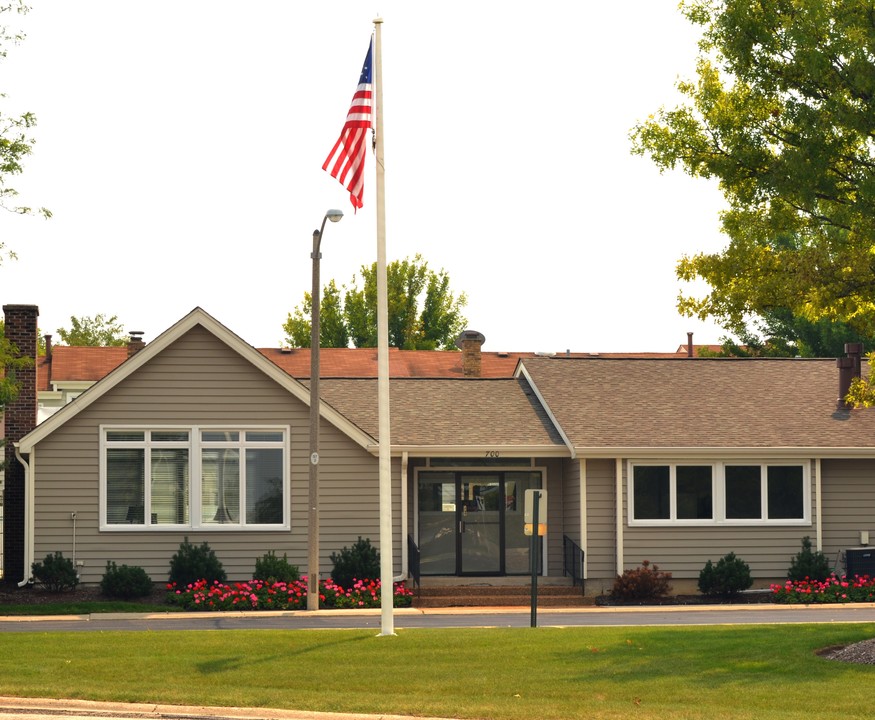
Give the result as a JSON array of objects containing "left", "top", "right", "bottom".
[
  {"left": 571, "top": 446, "right": 875, "bottom": 459},
  {"left": 366, "top": 444, "right": 571, "bottom": 458}
]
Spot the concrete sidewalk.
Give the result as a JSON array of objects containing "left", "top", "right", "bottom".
[
  {"left": 2, "top": 600, "right": 873, "bottom": 623},
  {"left": 0, "top": 696, "right": 458, "bottom": 720}
]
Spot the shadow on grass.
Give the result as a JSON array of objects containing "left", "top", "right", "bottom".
[{"left": 195, "top": 633, "right": 372, "bottom": 675}]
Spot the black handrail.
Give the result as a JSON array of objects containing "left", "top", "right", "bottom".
[
  {"left": 407, "top": 534, "right": 421, "bottom": 592},
  {"left": 563, "top": 535, "right": 585, "bottom": 594}
]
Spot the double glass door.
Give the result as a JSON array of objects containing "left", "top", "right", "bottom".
[{"left": 418, "top": 470, "right": 541, "bottom": 575}]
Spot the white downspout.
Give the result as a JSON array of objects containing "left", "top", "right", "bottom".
[
  {"left": 615, "top": 458, "right": 624, "bottom": 576},
  {"left": 815, "top": 458, "right": 822, "bottom": 552},
  {"left": 14, "top": 445, "right": 34, "bottom": 588},
  {"left": 397, "top": 451, "right": 408, "bottom": 582},
  {"left": 579, "top": 457, "right": 587, "bottom": 580}
]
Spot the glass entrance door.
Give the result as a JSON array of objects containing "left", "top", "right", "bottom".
[
  {"left": 459, "top": 475, "right": 502, "bottom": 574},
  {"left": 417, "top": 469, "right": 542, "bottom": 576}
]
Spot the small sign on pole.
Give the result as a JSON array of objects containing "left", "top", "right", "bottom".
[{"left": 524, "top": 489, "right": 547, "bottom": 627}]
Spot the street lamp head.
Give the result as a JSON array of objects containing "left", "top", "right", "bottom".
[{"left": 326, "top": 209, "right": 344, "bottom": 223}]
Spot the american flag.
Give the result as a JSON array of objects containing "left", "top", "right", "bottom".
[{"left": 323, "top": 40, "right": 373, "bottom": 210}]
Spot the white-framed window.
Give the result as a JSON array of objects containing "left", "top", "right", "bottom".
[
  {"left": 100, "top": 426, "right": 289, "bottom": 531},
  {"left": 628, "top": 461, "right": 808, "bottom": 526}
]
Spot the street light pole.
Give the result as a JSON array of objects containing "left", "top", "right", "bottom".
[{"left": 308, "top": 208, "right": 343, "bottom": 611}]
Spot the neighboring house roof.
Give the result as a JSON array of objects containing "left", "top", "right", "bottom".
[
  {"left": 38, "top": 346, "right": 128, "bottom": 390},
  {"left": 316, "top": 377, "right": 566, "bottom": 452},
  {"left": 518, "top": 356, "right": 875, "bottom": 454},
  {"left": 260, "top": 347, "right": 525, "bottom": 378},
  {"left": 37, "top": 344, "right": 696, "bottom": 386}
]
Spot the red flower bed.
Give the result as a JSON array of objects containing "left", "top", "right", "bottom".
[{"left": 167, "top": 577, "right": 414, "bottom": 611}]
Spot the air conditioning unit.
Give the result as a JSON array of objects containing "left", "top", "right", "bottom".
[{"left": 845, "top": 548, "right": 875, "bottom": 578}]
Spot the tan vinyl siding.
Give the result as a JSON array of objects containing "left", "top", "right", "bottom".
[
  {"left": 558, "top": 457, "right": 581, "bottom": 576},
  {"left": 621, "top": 459, "right": 816, "bottom": 579},
  {"left": 541, "top": 457, "right": 564, "bottom": 576},
  {"left": 30, "top": 326, "right": 397, "bottom": 585},
  {"left": 584, "top": 459, "right": 616, "bottom": 590},
  {"left": 821, "top": 459, "right": 875, "bottom": 569}
]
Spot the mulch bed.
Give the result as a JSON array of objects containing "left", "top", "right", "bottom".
[
  {"left": 595, "top": 592, "right": 776, "bottom": 606},
  {"left": 0, "top": 583, "right": 168, "bottom": 606}
]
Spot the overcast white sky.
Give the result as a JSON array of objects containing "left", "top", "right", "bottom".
[{"left": 1, "top": 1, "right": 730, "bottom": 353}]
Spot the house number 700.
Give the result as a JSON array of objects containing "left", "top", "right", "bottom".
[{"left": 485, "top": 451, "right": 500, "bottom": 458}]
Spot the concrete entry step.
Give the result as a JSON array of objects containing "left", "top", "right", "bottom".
[{"left": 411, "top": 582, "right": 592, "bottom": 608}]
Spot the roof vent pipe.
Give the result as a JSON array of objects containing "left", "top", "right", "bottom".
[
  {"left": 846, "top": 342, "right": 864, "bottom": 378},
  {"left": 837, "top": 356, "right": 856, "bottom": 408},
  {"left": 127, "top": 331, "right": 146, "bottom": 358}
]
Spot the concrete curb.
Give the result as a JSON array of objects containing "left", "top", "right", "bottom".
[{"left": 0, "top": 696, "right": 458, "bottom": 720}]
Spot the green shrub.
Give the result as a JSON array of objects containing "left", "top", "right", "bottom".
[
  {"left": 31, "top": 551, "right": 79, "bottom": 593},
  {"left": 168, "top": 537, "right": 227, "bottom": 588},
  {"left": 330, "top": 537, "right": 380, "bottom": 589},
  {"left": 698, "top": 552, "right": 753, "bottom": 597},
  {"left": 254, "top": 551, "right": 300, "bottom": 583},
  {"left": 787, "top": 536, "right": 832, "bottom": 582},
  {"left": 100, "top": 561, "right": 154, "bottom": 599},
  {"left": 610, "top": 560, "right": 672, "bottom": 600}
]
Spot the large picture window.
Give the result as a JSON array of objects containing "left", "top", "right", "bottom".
[
  {"left": 632, "top": 465, "right": 713, "bottom": 521},
  {"left": 725, "top": 464, "right": 805, "bottom": 521},
  {"left": 629, "top": 461, "right": 807, "bottom": 526},
  {"left": 101, "top": 426, "right": 288, "bottom": 530}
]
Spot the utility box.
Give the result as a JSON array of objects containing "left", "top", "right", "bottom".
[{"left": 845, "top": 547, "right": 875, "bottom": 578}]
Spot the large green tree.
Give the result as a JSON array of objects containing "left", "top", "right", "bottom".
[
  {"left": 283, "top": 255, "right": 468, "bottom": 350},
  {"left": 702, "top": 309, "right": 874, "bottom": 357},
  {"left": 631, "top": 0, "right": 875, "bottom": 338},
  {"left": 57, "top": 314, "right": 127, "bottom": 346},
  {"left": 0, "top": 1, "right": 50, "bottom": 260}
]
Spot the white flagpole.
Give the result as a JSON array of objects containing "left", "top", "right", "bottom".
[{"left": 373, "top": 16, "right": 395, "bottom": 637}]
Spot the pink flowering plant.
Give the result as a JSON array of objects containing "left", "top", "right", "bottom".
[
  {"left": 166, "top": 576, "right": 414, "bottom": 611},
  {"left": 771, "top": 573, "right": 875, "bottom": 604}
]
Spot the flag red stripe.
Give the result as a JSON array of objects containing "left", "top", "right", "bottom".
[{"left": 322, "top": 42, "right": 373, "bottom": 210}]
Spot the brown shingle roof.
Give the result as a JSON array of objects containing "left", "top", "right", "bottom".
[
  {"left": 521, "top": 356, "right": 875, "bottom": 449},
  {"left": 317, "top": 377, "right": 565, "bottom": 448}
]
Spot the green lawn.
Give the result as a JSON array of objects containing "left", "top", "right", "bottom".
[{"left": 0, "top": 624, "right": 874, "bottom": 719}]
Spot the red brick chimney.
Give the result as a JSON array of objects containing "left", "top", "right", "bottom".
[
  {"left": 3, "top": 304, "right": 39, "bottom": 585},
  {"left": 456, "top": 330, "right": 485, "bottom": 378}
]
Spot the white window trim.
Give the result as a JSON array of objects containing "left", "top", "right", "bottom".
[
  {"left": 99, "top": 424, "right": 290, "bottom": 531},
  {"left": 627, "top": 460, "right": 810, "bottom": 527}
]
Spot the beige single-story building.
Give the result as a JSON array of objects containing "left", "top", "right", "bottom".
[{"left": 5, "top": 304, "right": 875, "bottom": 593}]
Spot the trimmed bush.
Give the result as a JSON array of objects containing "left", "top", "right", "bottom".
[
  {"left": 611, "top": 560, "right": 672, "bottom": 600},
  {"left": 787, "top": 536, "right": 832, "bottom": 582},
  {"left": 254, "top": 551, "right": 300, "bottom": 583},
  {"left": 100, "top": 561, "right": 154, "bottom": 599},
  {"left": 168, "top": 537, "right": 227, "bottom": 588},
  {"left": 330, "top": 537, "right": 380, "bottom": 589},
  {"left": 698, "top": 552, "right": 753, "bottom": 597},
  {"left": 31, "top": 551, "right": 79, "bottom": 593}
]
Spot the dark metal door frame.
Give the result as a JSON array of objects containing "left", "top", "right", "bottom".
[{"left": 456, "top": 472, "right": 506, "bottom": 576}]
